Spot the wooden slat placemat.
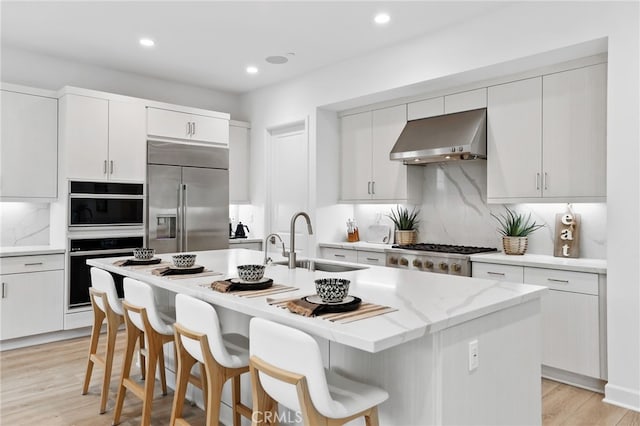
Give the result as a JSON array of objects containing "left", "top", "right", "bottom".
[
  {"left": 267, "top": 296, "right": 397, "bottom": 324},
  {"left": 200, "top": 283, "right": 299, "bottom": 298}
]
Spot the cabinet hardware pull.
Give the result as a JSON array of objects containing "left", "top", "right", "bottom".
[
  {"left": 187, "top": 122, "right": 191, "bottom": 136},
  {"left": 192, "top": 121, "right": 196, "bottom": 135},
  {"left": 372, "top": 181, "right": 375, "bottom": 194},
  {"left": 103, "top": 160, "right": 107, "bottom": 174},
  {"left": 487, "top": 271, "right": 505, "bottom": 276},
  {"left": 366, "top": 257, "right": 378, "bottom": 261},
  {"left": 2, "top": 282, "right": 5, "bottom": 298},
  {"left": 24, "top": 262, "right": 44, "bottom": 266},
  {"left": 547, "top": 278, "right": 569, "bottom": 283},
  {"left": 536, "top": 173, "right": 540, "bottom": 190},
  {"left": 544, "top": 172, "right": 548, "bottom": 190},
  {"left": 110, "top": 160, "right": 114, "bottom": 174},
  {"left": 367, "top": 182, "right": 371, "bottom": 195},
  {"left": 334, "top": 254, "right": 346, "bottom": 258}
]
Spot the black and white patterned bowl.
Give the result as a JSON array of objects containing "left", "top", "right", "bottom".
[
  {"left": 172, "top": 254, "right": 196, "bottom": 268},
  {"left": 237, "top": 264, "right": 265, "bottom": 281},
  {"left": 314, "top": 278, "right": 350, "bottom": 303},
  {"left": 133, "top": 248, "right": 155, "bottom": 260}
]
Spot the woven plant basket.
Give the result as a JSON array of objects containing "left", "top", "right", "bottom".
[
  {"left": 502, "top": 236, "right": 528, "bottom": 255},
  {"left": 395, "top": 230, "right": 417, "bottom": 245}
]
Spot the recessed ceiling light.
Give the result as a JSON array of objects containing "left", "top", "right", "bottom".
[
  {"left": 246, "top": 66, "right": 259, "bottom": 74},
  {"left": 374, "top": 13, "right": 390, "bottom": 25},
  {"left": 266, "top": 55, "right": 288, "bottom": 64},
  {"left": 139, "top": 38, "right": 155, "bottom": 47}
]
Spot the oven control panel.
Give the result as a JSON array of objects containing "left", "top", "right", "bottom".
[{"left": 385, "top": 252, "right": 470, "bottom": 276}]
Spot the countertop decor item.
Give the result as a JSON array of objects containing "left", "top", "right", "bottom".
[
  {"left": 133, "top": 248, "right": 155, "bottom": 260},
  {"left": 315, "top": 278, "right": 350, "bottom": 303},
  {"left": 237, "top": 264, "right": 265, "bottom": 281},
  {"left": 388, "top": 205, "right": 420, "bottom": 245},
  {"left": 172, "top": 254, "right": 197, "bottom": 268},
  {"left": 491, "top": 207, "right": 544, "bottom": 255}
]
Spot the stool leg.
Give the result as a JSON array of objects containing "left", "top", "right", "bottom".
[
  {"left": 205, "top": 369, "right": 226, "bottom": 426},
  {"left": 82, "top": 307, "right": 104, "bottom": 395},
  {"left": 112, "top": 325, "right": 139, "bottom": 426},
  {"left": 139, "top": 332, "right": 146, "bottom": 380},
  {"left": 364, "top": 406, "right": 380, "bottom": 426},
  {"left": 232, "top": 375, "right": 241, "bottom": 426},
  {"left": 170, "top": 344, "right": 197, "bottom": 425},
  {"left": 99, "top": 314, "right": 120, "bottom": 414},
  {"left": 141, "top": 337, "right": 161, "bottom": 426},
  {"left": 158, "top": 343, "right": 168, "bottom": 396}
]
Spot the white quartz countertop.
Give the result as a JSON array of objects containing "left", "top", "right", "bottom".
[
  {"left": 318, "top": 241, "right": 393, "bottom": 252},
  {"left": 0, "top": 246, "right": 66, "bottom": 257},
  {"left": 469, "top": 252, "right": 607, "bottom": 274},
  {"left": 88, "top": 249, "right": 545, "bottom": 353},
  {"left": 229, "top": 238, "right": 262, "bottom": 244}
]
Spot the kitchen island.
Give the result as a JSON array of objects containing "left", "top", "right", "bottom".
[{"left": 89, "top": 248, "right": 546, "bottom": 425}]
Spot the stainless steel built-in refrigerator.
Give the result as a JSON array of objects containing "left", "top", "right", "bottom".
[{"left": 147, "top": 141, "right": 229, "bottom": 253}]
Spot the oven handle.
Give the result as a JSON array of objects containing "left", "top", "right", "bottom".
[
  {"left": 69, "top": 194, "right": 145, "bottom": 199},
  {"left": 69, "top": 249, "right": 134, "bottom": 257}
]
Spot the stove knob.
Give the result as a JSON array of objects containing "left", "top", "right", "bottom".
[
  {"left": 439, "top": 262, "right": 449, "bottom": 271},
  {"left": 399, "top": 257, "right": 409, "bottom": 267},
  {"left": 451, "top": 263, "right": 461, "bottom": 272},
  {"left": 412, "top": 259, "right": 423, "bottom": 268},
  {"left": 424, "top": 261, "right": 434, "bottom": 269},
  {"left": 388, "top": 257, "right": 398, "bottom": 265}
]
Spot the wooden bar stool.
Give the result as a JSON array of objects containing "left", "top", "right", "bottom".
[
  {"left": 249, "top": 318, "right": 389, "bottom": 426},
  {"left": 112, "top": 277, "right": 176, "bottom": 426},
  {"left": 82, "top": 267, "right": 139, "bottom": 414},
  {"left": 171, "top": 294, "right": 252, "bottom": 426}
]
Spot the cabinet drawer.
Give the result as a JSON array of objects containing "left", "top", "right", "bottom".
[
  {"left": 471, "top": 262, "right": 524, "bottom": 283},
  {"left": 1, "top": 254, "right": 64, "bottom": 275},
  {"left": 356, "top": 250, "right": 385, "bottom": 266},
  {"left": 320, "top": 248, "right": 357, "bottom": 263},
  {"left": 524, "top": 267, "right": 598, "bottom": 295}
]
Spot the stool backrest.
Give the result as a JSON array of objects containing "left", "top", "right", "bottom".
[
  {"left": 123, "top": 278, "right": 172, "bottom": 335},
  {"left": 249, "top": 317, "right": 337, "bottom": 416},
  {"left": 175, "top": 294, "right": 237, "bottom": 367},
  {"left": 90, "top": 267, "right": 123, "bottom": 316}
]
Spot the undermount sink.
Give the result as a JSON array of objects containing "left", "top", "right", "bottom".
[{"left": 272, "top": 259, "right": 367, "bottom": 272}]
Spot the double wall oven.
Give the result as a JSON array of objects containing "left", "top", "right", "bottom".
[{"left": 67, "top": 181, "right": 145, "bottom": 310}]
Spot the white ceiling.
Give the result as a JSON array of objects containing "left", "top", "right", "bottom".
[{"left": 1, "top": 1, "right": 504, "bottom": 94}]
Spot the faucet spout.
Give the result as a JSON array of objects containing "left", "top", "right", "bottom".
[
  {"left": 288, "top": 211, "right": 313, "bottom": 269},
  {"left": 263, "top": 233, "right": 286, "bottom": 265}
]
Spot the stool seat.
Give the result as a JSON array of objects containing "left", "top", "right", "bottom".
[
  {"left": 219, "top": 333, "right": 250, "bottom": 368},
  {"left": 324, "top": 369, "right": 389, "bottom": 419}
]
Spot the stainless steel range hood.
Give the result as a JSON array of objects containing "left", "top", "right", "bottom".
[{"left": 390, "top": 108, "right": 487, "bottom": 165}]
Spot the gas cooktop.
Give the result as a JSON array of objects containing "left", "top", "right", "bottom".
[{"left": 391, "top": 243, "right": 498, "bottom": 255}]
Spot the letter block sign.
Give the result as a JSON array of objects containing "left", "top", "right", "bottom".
[{"left": 554, "top": 212, "right": 581, "bottom": 258}]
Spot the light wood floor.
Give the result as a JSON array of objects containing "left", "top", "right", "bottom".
[{"left": 1, "top": 334, "right": 639, "bottom": 426}]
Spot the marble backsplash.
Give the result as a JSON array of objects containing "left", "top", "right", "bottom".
[
  {"left": 353, "top": 162, "right": 606, "bottom": 259},
  {"left": 0, "top": 202, "right": 50, "bottom": 247}
]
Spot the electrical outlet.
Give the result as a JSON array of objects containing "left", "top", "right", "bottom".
[{"left": 468, "top": 339, "right": 479, "bottom": 371}]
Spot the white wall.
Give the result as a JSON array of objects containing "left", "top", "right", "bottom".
[
  {"left": 1, "top": 46, "right": 244, "bottom": 119},
  {"left": 241, "top": 2, "right": 640, "bottom": 410}
]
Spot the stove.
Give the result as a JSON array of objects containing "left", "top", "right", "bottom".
[{"left": 385, "top": 243, "right": 498, "bottom": 276}]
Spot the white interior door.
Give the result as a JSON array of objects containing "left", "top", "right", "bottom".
[{"left": 268, "top": 122, "right": 309, "bottom": 256}]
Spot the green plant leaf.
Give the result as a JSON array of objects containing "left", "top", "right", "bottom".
[
  {"left": 491, "top": 207, "right": 544, "bottom": 237},
  {"left": 387, "top": 205, "right": 420, "bottom": 230}
]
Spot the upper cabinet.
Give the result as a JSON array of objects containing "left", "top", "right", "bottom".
[
  {"left": 61, "top": 94, "right": 146, "bottom": 182},
  {"left": 1, "top": 88, "right": 58, "bottom": 199},
  {"left": 407, "top": 88, "right": 487, "bottom": 120},
  {"left": 340, "top": 104, "right": 421, "bottom": 203},
  {"left": 147, "top": 107, "right": 229, "bottom": 145},
  {"left": 229, "top": 121, "right": 250, "bottom": 203},
  {"left": 407, "top": 97, "right": 443, "bottom": 120},
  {"left": 487, "top": 63, "right": 607, "bottom": 203}
]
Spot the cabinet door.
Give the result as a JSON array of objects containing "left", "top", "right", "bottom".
[
  {"left": 407, "top": 97, "right": 444, "bottom": 120},
  {"left": 0, "top": 270, "right": 64, "bottom": 340},
  {"left": 444, "top": 88, "right": 487, "bottom": 114},
  {"left": 340, "top": 111, "right": 372, "bottom": 200},
  {"left": 356, "top": 250, "right": 385, "bottom": 266},
  {"left": 542, "top": 64, "right": 607, "bottom": 199},
  {"left": 62, "top": 94, "right": 109, "bottom": 180},
  {"left": 487, "top": 77, "right": 542, "bottom": 200},
  {"left": 147, "top": 107, "right": 191, "bottom": 140},
  {"left": 229, "top": 124, "right": 250, "bottom": 202},
  {"left": 371, "top": 105, "right": 407, "bottom": 200},
  {"left": 191, "top": 114, "right": 229, "bottom": 145},
  {"left": 108, "top": 101, "right": 147, "bottom": 182},
  {"left": 1, "top": 90, "right": 58, "bottom": 198}
]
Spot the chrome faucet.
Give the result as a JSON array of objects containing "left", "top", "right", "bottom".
[
  {"left": 287, "top": 211, "right": 313, "bottom": 269},
  {"left": 263, "top": 233, "right": 286, "bottom": 265}
]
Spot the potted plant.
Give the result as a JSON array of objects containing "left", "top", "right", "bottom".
[
  {"left": 388, "top": 205, "right": 420, "bottom": 245},
  {"left": 491, "top": 207, "right": 544, "bottom": 255}
]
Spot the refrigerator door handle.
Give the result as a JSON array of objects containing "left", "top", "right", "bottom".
[
  {"left": 177, "top": 184, "right": 184, "bottom": 252},
  {"left": 182, "top": 184, "right": 188, "bottom": 251}
]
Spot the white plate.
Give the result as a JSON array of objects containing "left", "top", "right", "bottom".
[
  {"left": 230, "top": 277, "right": 271, "bottom": 284},
  {"left": 306, "top": 295, "right": 355, "bottom": 305}
]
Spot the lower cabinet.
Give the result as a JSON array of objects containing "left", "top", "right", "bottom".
[
  {"left": 471, "top": 261, "right": 604, "bottom": 380},
  {"left": 229, "top": 241, "right": 262, "bottom": 251},
  {"left": 356, "top": 250, "right": 386, "bottom": 266},
  {"left": 0, "top": 254, "right": 64, "bottom": 340},
  {"left": 319, "top": 246, "right": 386, "bottom": 266}
]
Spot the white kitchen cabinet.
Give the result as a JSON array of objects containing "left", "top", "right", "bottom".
[
  {"left": 229, "top": 241, "right": 262, "bottom": 251},
  {"left": 340, "top": 105, "right": 421, "bottom": 202},
  {"left": 229, "top": 121, "right": 250, "bottom": 203},
  {"left": 471, "top": 262, "right": 524, "bottom": 283},
  {"left": 407, "top": 97, "right": 444, "bottom": 120},
  {"left": 0, "top": 254, "right": 64, "bottom": 340},
  {"left": 320, "top": 247, "right": 357, "bottom": 263},
  {"left": 61, "top": 94, "right": 146, "bottom": 182},
  {"left": 487, "top": 64, "right": 607, "bottom": 203},
  {"left": 147, "top": 107, "right": 229, "bottom": 145},
  {"left": 444, "top": 88, "right": 487, "bottom": 114},
  {"left": 1, "top": 88, "right": 58, "bottom": 199},
  {"left": 487, "top": 77, "right": 543, "bottom": 201},
  {"left": 542, "top": 64, "right": 607, "bottom": 199},
  {"left": 356, "top": 250, "right": 386, "bottom": 266},
  {"left": 525, "top": 267, "right": 601, "bottom": 379}
]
